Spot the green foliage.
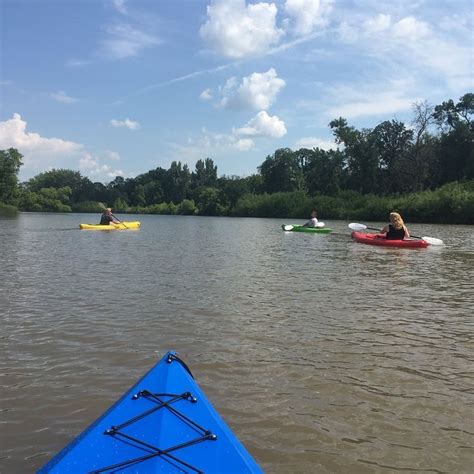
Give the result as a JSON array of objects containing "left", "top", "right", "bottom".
[
  {"left": 0, "top": 202, "right": 19, "bottom": 216},
  {"left": 195, "top": 187, "right": 227, "bottom": 216},
  {"left": 259, "top": 148, "right": 305, "bottom": 193},
  {"left": 233, "top": 191, "right": 311, "bottom": 218},
  {"left": 176, "top": 199, "right": 197, "bottom": 215},
  {"left": 113, "top": 197, "right": 129, "bottom": 212},
  {"left": 147, "top": 202, "right": 177, "bottom": 215},
  {"left": 71, "top": 201, "right": 104, "bottom": 213},
  {"left": 18, "top": 186, "right": 72, "bottom": 212},
  {"left": 0, "top": 148, "right": 23, "bottom": 204},
  {"left": 193, "top": 158, "right": 217, "bottom": 189}
]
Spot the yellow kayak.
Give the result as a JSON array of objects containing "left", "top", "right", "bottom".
[{"left": 79, "top": 221, "right": 141, "bottom": 230}]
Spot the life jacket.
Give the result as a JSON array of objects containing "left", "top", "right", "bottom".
[{"left": 386, "top": 224, "right": 405, "bottom": 240}]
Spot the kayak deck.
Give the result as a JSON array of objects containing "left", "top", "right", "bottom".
[
  {"left": 38, "top": 352, "right": 261, "bottom": 473},
  {"left": 282, "top": 224, "right": 332, "bottom": 233},
  {"left": 79, "top": 221, "right": 140, "bottom": 230},
  {"left": 351, "top": 231, "right": 428, "bottom": 248}
]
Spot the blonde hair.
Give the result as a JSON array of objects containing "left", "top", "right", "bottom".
[{"left": 390, "top": 212, "right": 404, "bottom": 230}]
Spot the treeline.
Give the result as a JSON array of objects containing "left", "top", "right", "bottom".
[{"left": 0, "top": 93, "right": 472, "bottom": 223}]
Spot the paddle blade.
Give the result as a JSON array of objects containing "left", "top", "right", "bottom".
[
  {"left": 348, "top": 223, "right": 367, "bottom": 231},
  {"left": 282, "top": 225, "right": 294, "bottom": 231},
  {"left": 422, "top": 236, "right": 444, "bottom": 246}
]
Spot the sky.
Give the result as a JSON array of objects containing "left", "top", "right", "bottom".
[{"left": 0, "top": 0, "right": 472, "bottom": 182}]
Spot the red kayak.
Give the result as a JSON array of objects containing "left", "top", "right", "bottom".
[{"left": 351, "top": 231, "right": 429, "bottom": 248}]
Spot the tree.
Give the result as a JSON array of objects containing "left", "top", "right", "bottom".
[
  {"left": 330, "top": 118, "right": 379, "bottom": 194},
  {"left": 433, "top": 94, "right": 474, "bottom": 184},
  {"left": 195, "top": 187, "right": 226, "bottom": 215},
  {"left": 258, "top": 148, "right": 304, "bottom": 193},
  {"left": 0, "top": 148, "right": 23, "bottom": 204},
  {"left": 369, "top": 120, "right": 414, "bottom": 193},
  {"left": 433, "top": 93, "right": 474, "bottom": 131},
  {"left": 301, "top": 148, "right": 346, "bottom": 195},
  {"left": 18, "top": 186, "right": 72, "bottom": 212},
  {"left": 217, "top": 176, "right": 250, "bottom": 207},
  {"left": 192, "top": 158, "right": 217, "bottom": 189},
  {"left": 164, "top": 161, "right": 191, "bottom": 202}
]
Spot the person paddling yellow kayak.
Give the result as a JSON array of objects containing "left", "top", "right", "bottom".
[{"left": 99, "top": 207, "right": 120, "bottom": 226}]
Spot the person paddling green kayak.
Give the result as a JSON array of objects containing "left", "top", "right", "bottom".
[
  {"left": 282, "top": 209, "right": 331, "bottom": 233},
  {"left": 302, "top": 209, "right": 321, "bottom": 228}
]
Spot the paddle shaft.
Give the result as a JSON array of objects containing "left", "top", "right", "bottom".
[{"left": 111, "top": 213, "right": 128, "bottom": 228}]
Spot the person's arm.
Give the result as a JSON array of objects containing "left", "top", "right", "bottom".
[
  {"left": 381, "top": 224, "right": 389, "bottom": 234},
  {"left": 404, "top": 226, "right": 410, "bottom": 239}
]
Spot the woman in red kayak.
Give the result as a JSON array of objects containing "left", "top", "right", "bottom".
[{"left": 380, "top": 212, "right": 410, "bottom": 240}]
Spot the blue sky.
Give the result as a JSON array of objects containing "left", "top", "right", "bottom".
[{"left": 1, "top": 0, "right": 472, "bottom": 181}]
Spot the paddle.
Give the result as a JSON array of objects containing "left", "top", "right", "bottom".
[
  {"left": 348, "top": 223, "right": 444, "bottom": 246},
  {"left": 283, "top": 222, "right": 326, "bottom": 231},
  {"left": 98, "top": 202, "right": 128, "bottom": 229}
]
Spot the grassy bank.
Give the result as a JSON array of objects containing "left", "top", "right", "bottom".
[
  {"left": 82, "top": 181, "right": 474, "bottom": 224},
  {"left": 232, "top": 181, "right": 474, "bottom": 224},
  {"left": 0, "top": 202, "right": 19, "bottom": 216},
  {"left": 14, "top": 181, "right": 474, "bottom": 225}
]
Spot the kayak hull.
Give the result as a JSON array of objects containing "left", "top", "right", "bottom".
[
  {"left": 351, "top": 231, "right": 428, "bottom": 248},
  {"left": 282, "top": 224, "right": 332, "bottom": 233},
  {"left": 79, "top": 221, "right": 140, "bottom": 230},
  {"left": 38, "top": 352, "right": 262, "bottom": 474}
]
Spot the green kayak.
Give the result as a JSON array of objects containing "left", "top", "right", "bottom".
[{"left": 282, "top": 224, "right": 332, "bottom": 233}]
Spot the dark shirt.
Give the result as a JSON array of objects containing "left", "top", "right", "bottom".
[
  {"left": 386, "top": 224, "right": 406, "bottom": 240},
  {"left": 100, "top": 214, "right": 113, "bottom": 225}
]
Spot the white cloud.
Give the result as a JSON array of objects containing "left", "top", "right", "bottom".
[
  {"left": 104, "top": 150, "right": 121, "bottom": 161},
  {"left": 219, "top": 68, "right": 286, "bottom": 110},
  {"left": 110, "top": 118, "right": 140, "bottom": 130},
  {"left": 200, "top": 0, "right": 284, "bottom": 58},
  {"left": 363, "top": 14, "right": 391, "bottom": 35},
  {"left": 199, "top": 88, "right": 213, "bottom": 101},
  {"left": 294, "top": 137, "right": 336, "bottom": 150},
  {"left": 0, "top": 114, "right": 128, "bottom": 181},
  {"left": 66, "top": 59, "right": 90, "bottom": 68},
  {"left": 79, "top": 153, "right": 125, "bottom": 179},
  {"left": 392, "top": 16, "right": 430, "bottom": 41},
  {"left": 284, "top": 0, "right": 332, "bottom": 36},
  {"left": 0, "top": 113, "right": 84, "bottom": 176},
  {"left": 326, "top": 81, "right": 420, "bottom": 119},
  {"left": 112, "top": 0, "right": 127, "bottom": 15},
  {"left": 100, "top": 23, "right": 160, "bottom": 59},
  {"left": 50, "top": 90, "right": 78, "bottom": 104},
  {"left": 234, "top": 138, "right": 255, "bottom": 150},
  {"left": 0, "top": 113, "right": 82, "bottom": 156},
  {"left": 234, "top": 110, "right": 287, "bottom": 138}
]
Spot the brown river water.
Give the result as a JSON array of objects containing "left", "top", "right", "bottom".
[{"left": 1, "top": 213, "right": 473, "bottom": 473}]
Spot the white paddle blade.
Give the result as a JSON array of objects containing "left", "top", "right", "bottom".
[
  {"left": 348, "top": 222, "right": 367, "bottom": 231},
  {"left": 422, "top": 236, "right": 444, "bottom": 246},
  {"left": 283, "top": 225, "right": 294, "bottom": 231},
  {"left": 315, "top": 222, "right": 325, "bottom": 227}
]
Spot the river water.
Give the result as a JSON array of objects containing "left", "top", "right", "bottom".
[{"left": 1, "top": 213, "right": 473, "bottom": 473}]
